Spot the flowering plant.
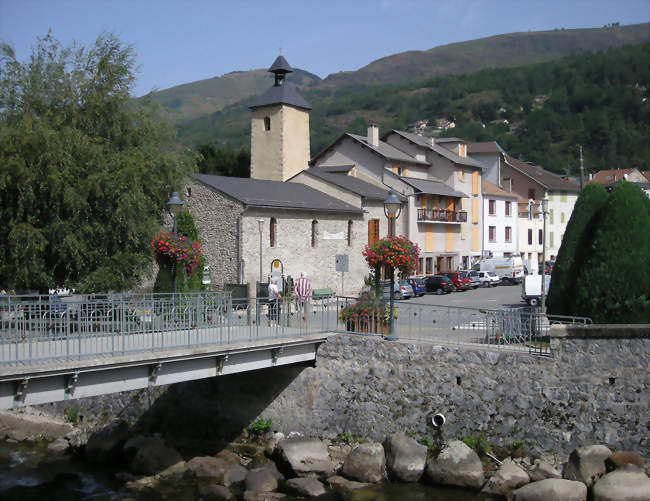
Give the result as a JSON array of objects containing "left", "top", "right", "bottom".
[
  {"left": 362, "top": 236, "right": 420, "bottom": 276},
  {"left": 338, "top": 299, "right": 397, "bottom": 323},
  {"left": 151, "top": 230, "right": 203, "bottom": 276}
]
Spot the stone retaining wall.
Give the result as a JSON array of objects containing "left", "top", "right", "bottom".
[{"left": 25, "top": 325, "right": 650, "bottom": 458}]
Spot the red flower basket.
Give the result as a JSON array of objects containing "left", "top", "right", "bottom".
[
  {"left": 151, "top": 231, "right": 203, "bottom": 276},
  {"left": 362, "top": 236, "right": 420, "bottom": 276}
]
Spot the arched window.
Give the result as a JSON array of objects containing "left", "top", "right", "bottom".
[
  {"left": 270, "top": 218, "right": 277, "bottom": 247},
  {"left": 347, "top": 220, "right": 353, "bottom": 246},
  {"left": 264, "top": 116, "right": 271, "bottom": 131},
  {"left": 311, "top": 220, "right": 318, "bottom": 247}
]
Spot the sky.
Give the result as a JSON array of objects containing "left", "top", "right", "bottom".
[{"left": 1, "top": 0, "right": 649, "bottom": 97}]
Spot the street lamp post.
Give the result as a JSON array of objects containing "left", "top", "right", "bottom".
[
  {"left": 258, "top": 219, "right": 264, "bottom": 288},
  {"left": 540, "top": 196, "right": 549, "bottom": 313},
  {"left": 166, "top": 192, "right": 183, "bottom": 299},
  {"left": 384, "top": 189, "right": 403, "bottom": 341}
]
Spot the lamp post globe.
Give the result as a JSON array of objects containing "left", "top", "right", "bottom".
[{"left": 383, "top": 189, "right": 403, "bottom": 341}]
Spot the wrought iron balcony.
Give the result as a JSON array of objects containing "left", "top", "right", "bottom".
[{"left": 417, "top": 208, "right": 467, "bottom": 223}]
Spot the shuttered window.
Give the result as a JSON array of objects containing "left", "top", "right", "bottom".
[{"left": 368, "top": 219, "right": 379, "bottom": 245}]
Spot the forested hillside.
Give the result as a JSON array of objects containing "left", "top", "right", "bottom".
[{"left": 179, "top": 43, "right": 650, "bottom": 175}]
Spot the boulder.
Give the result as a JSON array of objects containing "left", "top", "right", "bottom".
[
  {"left": 327, "top": 475, "right": 371, "bottom": 498},
  {"left": 383, "top": 433, "right": 427, "bottom": 483},
  {"left": 128, "top": 436, "right": 183, "bottom": 475},
  {"left": 606, "top": 451, "right": 645, "bottom": 470},
  {"left": 328, "top": 443, "right": 353, "bottom": 472},
  {"left": 265, "top": 431, "right": 285, "bottom": 456},
  {"left": 425, "top": 440, "right": 484, "bottom": 489},
  {"left": 341, "top": 442, "right": 386, "bottom": 483},
  {"left": 278, "top": 437, "right": 335, "bottom": 478},
  {"left": 592, "top": 465, "right": 650, "bottom": 501},
  {"left": 529, "top": 459, "right": 562, "bottom": 482},
  {"left": 563, "top": 445, "right": 612, "bottom": 487},
  {"left": 85, "top": 420, "right": 130, "bottom": 464},
  {"left": 0, "top": 410, "right": 73, "bottom": 441},
  {"left": 482, "top": 458, "right": 530, "bottom": 496},
  {"left": 286, "top": 477, "right": 328, "bottom": 497},
  {"left": 512, "top": 478, "right": 587, "bottom": 501},
  {"left": 245, "top": 461, "right": 284, "bottom": 493},
  {"left": 200, "top": 484, "right": 235, "bottom": 501},
  {"left": 185, "top": 456, "right": 248, "bottom": 486},
  {"left": 47, "top": 437, "right": 70, "bottom": 453}
]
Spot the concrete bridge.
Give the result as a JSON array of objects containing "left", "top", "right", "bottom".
[{"left": 0, "top": 292, "right": 567, "bottom": 409}]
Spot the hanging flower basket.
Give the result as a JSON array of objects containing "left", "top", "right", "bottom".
[
  {"left": 338, "top": 300, "right": 396, "bottom": 334},
  {"left": 362, "top": 236, "right": 420, "bottom": 276},
  {"left": 151, "top": 230, "right": 203, "bottom": 276}
]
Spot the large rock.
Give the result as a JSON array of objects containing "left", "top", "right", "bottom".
[
  {"left": 327, "top": 475, "right": 371, "bottom": 498},
  {"left": 529, "top": 459, "right": 562, "bottom": 481},
  {"left": 563, "top": 445, "right": 612, "bottom": 487},
  {"left": 185, "top": 456, "right": 247, "bottom": 486},
  {"left": 606, "top": 451, "right": 645, "bottom": 470},
  {"left": 285, "top": 477, "right": 328, "bottom": 497},
  {"left": 482, "top": 458, "right": 530, "bottom": 496},
  {"left": 592, "top": 465, "right": 650, "bottom": 501},
  {"left": 0, "top": 410, "right": 74, "bottom": 441},
  {"left": 383, "top": 433, "right": 427, "bottom": 483},
  {"left": 245, "top": 461, "right": 284, "bottom": 493},
  {"left": 278, "top": 437, "right": 335, "bottom": 478},
  {"left": 425, "top": 440, "right": 484, "bottom": 489},
  {"left": 129, "top": 436, "right": 183, "bottom": 475},
  {"left": 341, "top": 442, "right": 386, "bottom": 483},
  {"left": 512, "top": 478, "right": 587, "bottom": 501},
  {"left": 85, "top": 420, "right": 130, "bottom": 464},
  {"left": 243, "top": 492, "right": 287, "bottom": 501}
]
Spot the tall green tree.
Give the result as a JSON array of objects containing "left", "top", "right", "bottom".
[
  {"left": 546, "top": 183, "right": 609, "bottom": 316},
  {"left": 572, "top": 182, "right": 650, "bottom": 323},
  {"left": 0, "top": 33, "right": 194, "bottom": 292}
]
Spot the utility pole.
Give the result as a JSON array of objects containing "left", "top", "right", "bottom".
[{"left": 579, "top": 145, "right": 584, "bottom": 190}]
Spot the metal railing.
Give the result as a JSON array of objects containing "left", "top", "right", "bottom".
[
  {"left": 1, "top": 293, "right": 591, "bottom": 366},
  {"left": 417, "top": 208, "right": 468, "bottom": 223}
]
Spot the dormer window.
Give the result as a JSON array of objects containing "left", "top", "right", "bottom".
[{"left": 264, "top": 116, "right": 271, "bottom": 131}]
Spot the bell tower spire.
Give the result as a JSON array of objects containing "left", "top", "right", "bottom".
[{"left": 249, "top": 56, "right": 311, "bottom": 182}]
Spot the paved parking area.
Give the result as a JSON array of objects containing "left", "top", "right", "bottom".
[{"left": 409, "top": 282, "right": 525, "bottom": 310}]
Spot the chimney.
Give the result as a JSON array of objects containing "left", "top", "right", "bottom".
[
  {"left": 430, "top": 137, "right": 435, "bottom": 147},
  {"left": 367, "top": 122, "right": 379, "bottom": 147}
]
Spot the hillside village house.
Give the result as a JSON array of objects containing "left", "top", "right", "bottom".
[
  {"left": 468, "top": 142, "right": 580, "bottom": 272},
  {"left": 310, "top": 128, "right": 485, "bottom": 274},
  {"left": 588, "top": 168, "right": 650, "bottom": 198},
  {"left": 481, "top": 181, "right": 519, "bottom": 259}
]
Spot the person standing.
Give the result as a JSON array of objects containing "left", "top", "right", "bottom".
[
  {"left": 268, "top": 278, "right": 281, "bottom": 326},
  {"left": 293, "top": 272, "right": 312, "bottom": 329}
]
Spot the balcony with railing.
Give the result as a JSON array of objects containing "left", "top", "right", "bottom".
[{"left": 417, "top": 208, "right": 467, "bottom": 223}]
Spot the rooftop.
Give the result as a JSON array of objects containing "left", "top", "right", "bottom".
[
  {"left": 193, "top": 174, "right": 362, "bottom": 214},
  {"left": 387, "top": 130, "right": 485, "bottom": 169},
  {"left": 302, "top": 168, "right": 391, "bottom": 201},
  {"left": 503, "top": 154, "right": 580, "bottom": 192}
]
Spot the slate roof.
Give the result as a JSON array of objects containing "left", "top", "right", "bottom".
[
  {"left": 467, "top": 141, "right": 505, "bottom": 154},
  {"left": 269, "top": 55, "right": 292, "bottom": 73},
  {"left": 482, "top": 180, "right": 518, "bottom": 199},
  {"left": 503, "top": 155, "right": 580, "bottom": 192},
  {"left": 322, "top": 165, "right": 354, "bottom": 173},
  {"left": 387, "top": 130, "right": 485, "bottom": 169},
  {"left": 193, "top": 174, "right": 362, "bottom": 214},
  {"left": 399, "top": 177, "right": 467, "bottom": 198},
  {"left": 249, "top": 83, "right": 312, "bottom": 110},
  {"left": 310, "top": 132, "right": 429, "bottom": 166},
  {"left": 303, "top": 168, "right": 391, "bottom": 201}
]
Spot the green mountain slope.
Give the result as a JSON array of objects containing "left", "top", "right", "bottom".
[
  {"left": 177, "top": 42, "right": 650, "bottom": 176},
  {"left": 146, "top": 68, "right": 320, "bottom": 122},
  {"left": 323, "top": 23, "right": 650, "bottom": 86}
]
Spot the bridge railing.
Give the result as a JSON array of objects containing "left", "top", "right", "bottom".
[{"left": 1, "top": 293, "right": 591, "bottom": 365}]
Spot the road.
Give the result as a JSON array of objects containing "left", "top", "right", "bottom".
[{"left": 409, "top": 282, "right": 525, "bottom": 310}]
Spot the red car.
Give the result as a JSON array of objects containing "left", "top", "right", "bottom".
[{"left": 438, "top": 272, "right": 471, "bottom": 291}]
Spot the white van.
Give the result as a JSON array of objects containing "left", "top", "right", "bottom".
[
  {"left": 474, "top": 256, "right": 525, "bottom": 284},
  {"left": 522, "top": 274, "right": 552, "bottom": 306}
]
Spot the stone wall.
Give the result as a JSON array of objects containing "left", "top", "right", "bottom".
[{"left": 27, "top": 325, "right": 649, "bottom": 459}]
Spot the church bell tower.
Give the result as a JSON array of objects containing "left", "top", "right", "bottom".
[{"left": 249, "top": 56, "right": 312, "bottom": 182}]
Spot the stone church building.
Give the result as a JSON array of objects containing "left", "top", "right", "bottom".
[{"left": 185, "top": 56, "right": 397, "bottom": 296}]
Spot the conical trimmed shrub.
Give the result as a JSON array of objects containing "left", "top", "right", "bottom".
[
  {"left": 572, "top": 181, "right": 650, "bottom": 323},
  {"left": 547, "top": 183, "right": 609, "bottom": 316}
]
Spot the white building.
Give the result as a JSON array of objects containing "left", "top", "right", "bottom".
[{"left": 482, "top": 181, "right": 518, "bottom": 258}]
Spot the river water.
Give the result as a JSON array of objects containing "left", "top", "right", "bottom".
[{"left": 0, "top": 439, "right": 494, "bottom": 500}]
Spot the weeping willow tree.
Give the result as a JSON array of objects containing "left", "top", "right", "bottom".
[{"left": 0, "top": 32, "right": 194, "bottom": 292}]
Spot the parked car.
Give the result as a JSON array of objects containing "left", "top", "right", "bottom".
[
  {"left": 461, "top": 270, "right": 480, "bottom": 289},
  {"left": 376, "top": 280, "right": 414, "bottom": 300},
  {"left": 406, "top": 277, "right": 427, "bottom": 296},
  {"left": 474, "top": 256, "right": 525, "bottom": 284},
  {"left": 423, "top": 275, "right": 455, "bottom": 295},
  {"left": 522, "top": 274, "right": 552, "bottom": 306},
  {"left": 478, "top": 270, "right": 500, "bottom": 287},
  {"left": 439, "top": 272, "right": 471, "bottom": 291}
]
